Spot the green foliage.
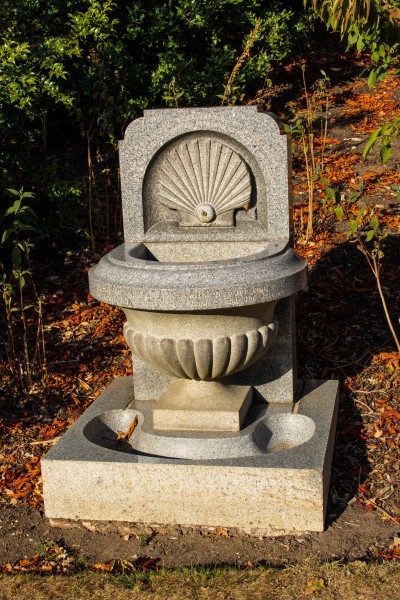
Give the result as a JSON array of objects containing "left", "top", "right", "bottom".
[
  {"left": 325, "top": 179, "right": 400, "bottom": 352},
  {"left": 305, "top": 1, "right": 400, "bottom": 59},
  {"left": 126, "top": 0, "right": 315, "bottom": 108},
  {"left": 0, "top": 188, "right": 46, "bottom": 392},
  {"left": 0, "top": 0, "right": 316, "bottom": 136},
  {"left": 1, "top": 188, "right": 37, "bottom": 268},
  {"left": 363, "top": 114, "right": 400, "bottom": 162}
]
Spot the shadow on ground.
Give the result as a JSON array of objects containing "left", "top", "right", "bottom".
[{"left": 297, "top": 234, "right": 400, "bottom": 522}]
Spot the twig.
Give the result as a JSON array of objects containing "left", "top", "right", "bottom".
[
  {"left": 31, "top": 437, "right": 60, "bottom": 446},
  {"left": 364, "top": 497, "right": 400, "bottom": 524},
  {"left": 221, "top": 19, "right": 261, "bottom": 105},
  {"left": 353, "top": 397, "right": 375, "bottom": 414}
]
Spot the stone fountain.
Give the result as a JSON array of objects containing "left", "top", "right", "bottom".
[{"left": 42, "top": 107, "right": 338, "bottom": 534}]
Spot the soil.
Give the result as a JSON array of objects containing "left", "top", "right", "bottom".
[
  {"left": 0, "top": 502, "right": 399, "bottom": 568},
  {"left": 1, "top": 53, "right": 399, "bottom": 572}
]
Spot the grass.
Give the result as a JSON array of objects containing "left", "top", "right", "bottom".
[{"left": 1, "top": 561, "right": 400, "bottom": 599}]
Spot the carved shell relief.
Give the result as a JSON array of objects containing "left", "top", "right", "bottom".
[{"left": 156, "top": 138, "right": 251, "bottom": 226}]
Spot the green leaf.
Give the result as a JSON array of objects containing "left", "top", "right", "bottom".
[
  {"left": 6, "top": 188, "right": 20, "bottom": 196},
  {"left": 22, "top": 206, "right": 37, "bottom": 217},
  {"left": 363, "top": 127, "right": 380, "bottom": 159},
  {"left": 1, "top": 229, "right": 13, "bottom": 243},
  {"left": 335, "top": 205, "right": 344, "bottom": 221},
  {"left": 356, "top": 36, "right": 364, "bottom": 53},
  {"left": 349, "top": 219, "right": 357, "bottom": 232},
  {"left": 18, "top": 224, "right": 36, "bottom": 232},
  {"left": 357, "top": 208, "right": 365, "bottom": 220},
  {"left": 367, "top": 69, "right": 377, "bottom": 88},
  {"left": 371, "top": 216, "right": 379, "bottom": 231},
  {"left": 12, "top": 246, "right": 21, "bottom": 267},
  {"left": 380, "top": 142, "right": 392, "bottom": 163},
  {"left": 365, "top": 229, "right": 375, "bottom": 242},
  {"left": 326, "top": 186, "right": 335, "bottom": 200}
]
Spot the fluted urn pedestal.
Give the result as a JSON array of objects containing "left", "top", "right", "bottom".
[{"left": 123, "top": 303, "right": 277, "bottom": 431}]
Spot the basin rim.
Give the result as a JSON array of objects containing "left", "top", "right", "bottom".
[{"left": 89, "top": 242, "right": 308, "bottom": 311}]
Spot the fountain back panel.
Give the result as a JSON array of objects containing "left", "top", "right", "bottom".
[{"left": 42, "top": 107, "right": 338, "bottom": 533}]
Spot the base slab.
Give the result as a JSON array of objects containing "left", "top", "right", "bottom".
[{"left": 42, "top": 377, "right": 338, "bottom": 534}]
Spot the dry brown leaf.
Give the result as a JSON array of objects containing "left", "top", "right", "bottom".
[{"left": 117, "top": 415, "right": 138, "bottom": 443}]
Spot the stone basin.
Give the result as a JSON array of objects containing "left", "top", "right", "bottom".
[
  {"left": 88, "top": 239, "right": 307, "bottom": 312},
  {"left": 82, "top": 407, "right": 316, "bottom": 460}
]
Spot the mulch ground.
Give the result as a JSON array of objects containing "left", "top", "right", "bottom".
[{"left": 0, "top": 52, "right": 399, "bottom": 574}]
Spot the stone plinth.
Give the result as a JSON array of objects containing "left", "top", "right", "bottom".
[
  {"left": 42, "top": 377, "right": 338, "bottom": 533},
  {"left": 153, "top": 380, "right": 253, "bottom": 432}
]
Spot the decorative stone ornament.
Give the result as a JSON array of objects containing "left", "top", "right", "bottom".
[
  {"left": 157, "top": 138, "right": 251, "bottom": 226},
  {"left": 42, "top": 107, "right": 339, "bottom": 535},
  {"left": 123, "top": 306, "right": 278, "bottom": 380}
]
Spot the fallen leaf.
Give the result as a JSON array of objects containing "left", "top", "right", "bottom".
[
  {"left": 305, "top": 577, "right": 325, "bottom": 593},
  {"left": 78, "top": 378, "right": 92, "bottom": 391},
  {"left": 216, "top": 527, "right": 230, "bottom": 538},
  {"left": 117, "top": 415, "right": 138, "bottom": 443}
]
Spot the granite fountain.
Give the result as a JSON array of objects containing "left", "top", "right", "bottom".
[{"left": 42, "top": 106, "right": 339, "bottom": 534}]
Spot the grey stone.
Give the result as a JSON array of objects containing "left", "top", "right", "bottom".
[
  {"left": 118, "top": 107, "right": 292, "bottom": 243},
  {"left": 89, "top": 241, "right": 307, "bottom": 311},
  {"left": 153, "top": 380, "right": 253, "bottom": 432},
  {"left": 42, "top": 377, "right": 339, "bottom": 532},
  {"left": 42, "top": 106, "right": 338, "bottom": 532},
  {"left": 87, "top": 107, "right": 308, "bottom": 410}
]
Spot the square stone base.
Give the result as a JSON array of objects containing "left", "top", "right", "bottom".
[{"left": 42, "top": 377, "right": 338, "bottom": 534}]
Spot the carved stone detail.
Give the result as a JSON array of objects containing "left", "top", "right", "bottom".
[
  {"left": 124, "top": 321, "right": 277, "bottom": 381},
  {"left": 157, "top": 138, "right": 251, "bottom": 227}
]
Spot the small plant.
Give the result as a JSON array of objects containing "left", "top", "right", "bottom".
[
  {"left": 0, "top": 188, "right": 47, "bottom": 394},
  {"left": 306, "top": 0, "right": 400, "bottom": 166},
  {"left": 330, "top": 182, "right": 400, "bottom": 353},
  {"left": 162, "top": 77, "right": 185, "bottom": 108},
  {"left": 219, "top": 19, "right": 261, "bottom": 106},
  {"left": 285, "top": 65, "right": 330, "bottom": 244},
  {"left": 363, "top": 114, "right": 400, "bottom": 164},
  {"left": 136, "top": 533, "right": 149, "bottom": 547}
]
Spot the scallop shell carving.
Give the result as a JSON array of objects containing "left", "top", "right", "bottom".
[
  {"left": 124, "top": 320, "right": 277, "bottom": 381},
  {"left": 157, "top": 138, "right": 251, "bottom": 225}
]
